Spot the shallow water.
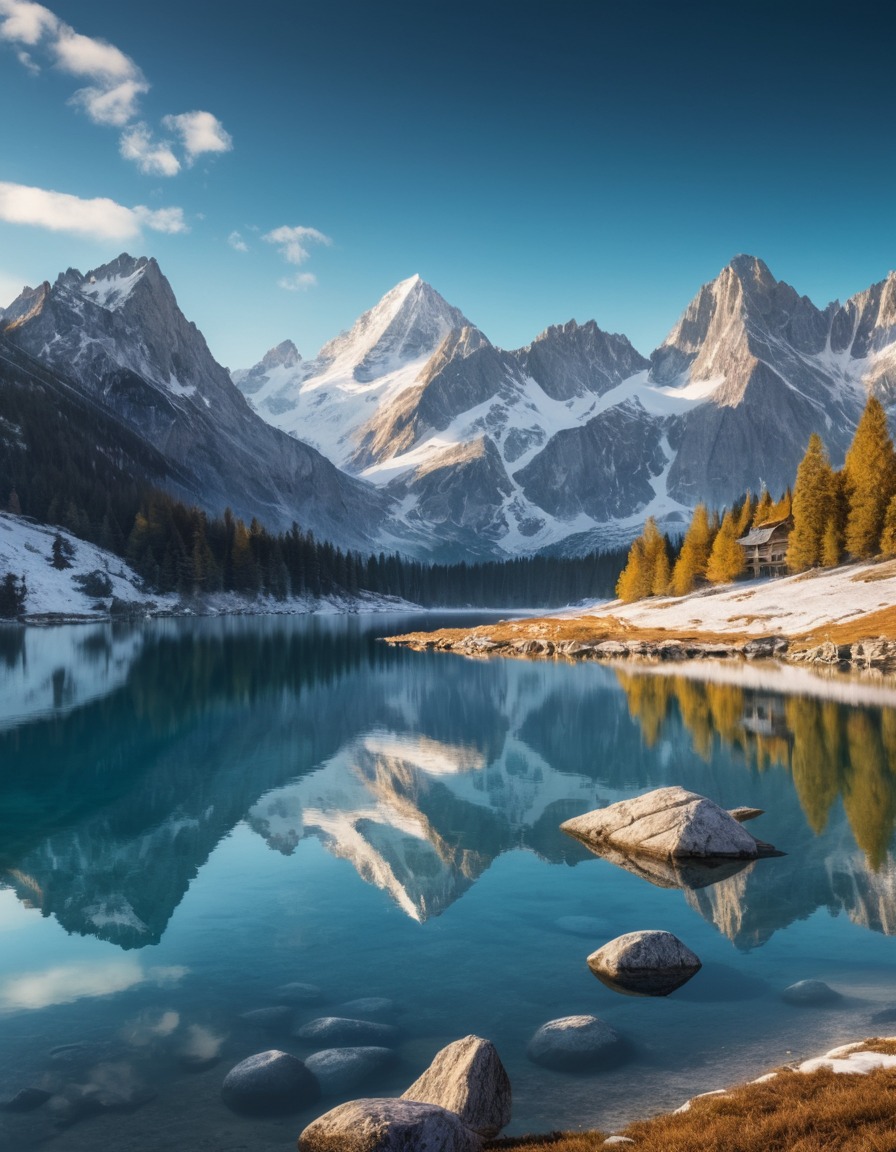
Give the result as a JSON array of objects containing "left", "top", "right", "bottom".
[{"left": 2, "top": 614, "right": 896, "bottom": 1149}]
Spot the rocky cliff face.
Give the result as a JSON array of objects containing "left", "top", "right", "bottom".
[{"left": 1, "top": 255, "right": 388, "bottom": 548}]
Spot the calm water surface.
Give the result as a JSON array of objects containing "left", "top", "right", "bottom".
[{"left": 2, "top": 614, "right": 896, "bottom": 1150}]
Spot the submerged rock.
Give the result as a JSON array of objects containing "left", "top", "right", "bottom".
[
  {"left": 526, "top": 1015, "right": 623, "bottom": 1071},
  {"left": 221, "top": 1050, "right": 319, "bottom": 1114},
  {"left": 402, "top": 1034, "right": 511, "bottom": 1137},
  {"left": 555, "top": 915, "right": 611, "bottom": 937},
  {"left": 781, "top": 979, "right": 842, "bottom": 1007},
  {"left": 239, "top": 1006, "right": 294, "bottom": 1033},
  {"left": 561, "top": 786, "right": 779, "bottom": 860},
  {"left": 335, "top": 997, "right": 398, "bottom": 1019},
  {"left": 0, "top": 1088, "right": 51, "bottom": 1112},
  {"left": 305, "top": 1047, "right": 395, "bottom": 1094},
  {"left": 298, "top": 1098, "right": 482, "bottom": 1152},
  {"left": 276, "top": 981, "right": 324, "bottom": 1004},
  {"left": 587, "top": 931, "right": 702, "bottom": 997},
  {"left": 295, "top": 1017, "right": 400, "bottom": 1046}
]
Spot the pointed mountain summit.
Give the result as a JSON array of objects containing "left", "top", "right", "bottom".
[
  {"left": 314, "top": 273, "right": 471, "bottom": 382},
  {"left": 1, "top": 253, "right": 388, "bottom": 546},
  {"left": 514, "top": 319, "right": 650, "bottom": 401}
]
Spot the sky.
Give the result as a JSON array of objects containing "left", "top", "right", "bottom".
[{"left": 0, "top": 0, "right": 894, "bottom": 370}]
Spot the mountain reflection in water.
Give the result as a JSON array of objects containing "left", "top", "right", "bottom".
[{"left": 1, "top": 616, "right": 896, "bottom": 960}]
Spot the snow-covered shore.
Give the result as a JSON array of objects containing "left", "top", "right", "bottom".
[{"left": 0, "top": 512, "right": 412, "bottom": 622}]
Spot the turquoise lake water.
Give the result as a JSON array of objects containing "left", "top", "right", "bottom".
[{"left": 2, "top": 613, "right": 896, "bottom": 1150}]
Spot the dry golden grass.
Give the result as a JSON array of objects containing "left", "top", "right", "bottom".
[{"left": 488, "top": 1055, "right": 896, "bottom": 1152}]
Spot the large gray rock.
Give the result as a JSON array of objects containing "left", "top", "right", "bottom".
[
  {"left": 296, "top": 1017, "right": 400, "bottom": 1046},
  {"left": 305, "top": 1047, "right": 395, "bottom": 1095},
  {"left": 526, "top": 1015, "right": 623, "bottom": 1071},
  {"left": 561, "top": 786, "right": 777, "bottom": 860},
  {"left": 298, "top": 1098, "right": 482, "bottom": 1152},
  {"left": 402, "top": 1035, "right": 511, "bottom": 1137},
  {"left": 220, "top": 1050, "right": 319, "bottom": 1114},
  {"left": 587, "top": 930, "right": 702, "bottom": 996}
]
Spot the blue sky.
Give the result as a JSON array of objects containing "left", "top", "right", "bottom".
[{"left": 1, "top": 0, "right": 894, "bottom": 370}]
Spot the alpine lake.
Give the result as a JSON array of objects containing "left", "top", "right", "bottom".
[{"left": 2, "top": 612, "right": 896, "bottom": 1151}]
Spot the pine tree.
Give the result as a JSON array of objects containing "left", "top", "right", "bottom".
[
  {"left": 706, "top": 510, "right": 745, "bottom": 584},
  {"left": 671, "top": 504, "right": 713, "bottom": 596},
  {"left": 821, "top": 517, "right": 843, "bottom": 567},
  {"left": 752, "top": 488, "right": 773, "bottom": 526},
  {"left": 616, "top": 539, "right": 649, "bottom": 603},
  {"left": 50, "top": 532, "right": 73, "bottom": 570},
  {"left": 734, "top": 493, "right": 755, "bottom": 538},
  {"left": 843, "top": 395, "right": 896, "bottom": 558},
  {"left": 880, "top": 493, "right": 896, "bottom": 557},
  {"left": 787, "top": 433, "right": 835, "bottom": 572}
]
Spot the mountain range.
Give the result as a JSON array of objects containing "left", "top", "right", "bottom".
[{"left": 4, "top": 253, "right": 896, "bottom": 560}]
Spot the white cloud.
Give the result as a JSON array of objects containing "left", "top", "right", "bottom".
[
  {"left": 119, "top": 123, "right": 180, "bottom": 176},
  {"left": 53, "top": 25, "right": 137, "bottom": 80},
  {"left": 0, "top": 181, "right": 188, "bottom": 240},
  {"left": 162, "top": 110, "right": 233, "bottom": 162},
  {"left": 0, "top": 5, "right": 232, "bottom": 165},
  {"left": 263, "top": 225, "right": 332, "bottom": 266},
  {"left": 278, "top": 272, "right": 318, "bottom": 291},
  {"left": 0, "top": 1, "right": 58, "bottom": 46},
  {"left": 0, "top": 960, "right": 187, "bottom": 1010},
  {"left": 228, "top": 230, "right": 249, "bottom": 252}
]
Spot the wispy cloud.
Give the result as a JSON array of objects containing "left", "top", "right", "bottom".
[
  {"left": 0, "top": 960, "right": 187, "bottom": 1010},
  {"left": 119, "top": 123, "right": 180, "bottom": 176},
  {"left": 0, "top": 1, "right": 58, "bottom": 47},
  {"left": 0, "top": 181, "right": 187, "bottom": 240},
  {"left": 163, "top": 111, "right": 233, "bottom": 163},
  {"left": 278, "top": 272, "right": 318, "bottom": 291},
  {"left": 264, "top": 225, "right": 332, "bottom": 266},
  {"left": 228, "top": 230, "right": 249, "bottom": 252},
  {"left": 0, "top": 2, "right": 231, "bottom": 170}
]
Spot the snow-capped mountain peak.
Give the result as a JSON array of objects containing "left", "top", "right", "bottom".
[{"left": 313, "top": 273, "right": 471, "bottom": 383}]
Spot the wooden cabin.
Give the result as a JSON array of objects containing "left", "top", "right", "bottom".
[{"left": 736, "top": 517, "right": 792, "bottom": 578}]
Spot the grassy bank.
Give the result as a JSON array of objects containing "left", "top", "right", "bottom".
[{"left": 488, "top": 1040, "right": 896, "bottom": 1152}]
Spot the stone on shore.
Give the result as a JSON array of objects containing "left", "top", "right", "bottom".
[
  {"left": 402, "top": 1034, "right": 511, "bottom": 1137},
  {"left": 526, "top": 1015, "right": 623, "bottom": 1071},
  {"left": 304, "top": 1047, "right": 394, "bottom": 1095},
  {"left": 298, "top": 1098, "right": 483, "bottom": 1152},
  {"left": 781, "top": 979, "right": 842, "bottom": 1007},
  {"left": 295, "top": 1017, "right": 400, "bottom": 1046},
  {"left": 221, "top": 1050, "right": 320, "bottom": 1114},
  {"left": 587, "top": 930, "right": 702, "bottom": 997},
  {"left": 561, "top": 786, "right": 778, "bottom": 860}
]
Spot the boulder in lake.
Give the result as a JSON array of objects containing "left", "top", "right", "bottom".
[
  {"left": 781, "top": 979, "right": 842, "bottom": 1007},
  {"left": 561, "top": 786, "right": 779, "bottom": 860},
  {"left": 298, "top": 1098, "right": 482, "bottom": 1152},
  {"left": 296, "top": 1017, "right": 400, "bottom": 1046},
  {"left": 402, "top": 1034, "right": 511, "bottom": 1137},
  {"left": 221, "top": 1050, "right": 320, "bottom": 1114},
  {"left": 305, "top": 1047, "right": 395, "bottom": 1094},
  {"left": 526, "top": 1015, "right": 623, "bottom": 1071},
  {"left": 587, "top": 931, "right": 702, "bottom": 997}
]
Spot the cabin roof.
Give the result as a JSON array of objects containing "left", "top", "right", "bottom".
[{"left": 737, "top": 518, "right": 791, "bottom": 547}]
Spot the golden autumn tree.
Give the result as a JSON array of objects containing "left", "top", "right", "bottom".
[
  {"left": 787, "top": 433, "right": 836, "bottom": 571},
  {"left": 706, "top": 510, "right": 746, "bottom": 584},
  {"left": 670, "top": 503, "right": 714, "bottom": 596},
  {"left": 843, "top": 395, "right": 896, "bottom": 558}
]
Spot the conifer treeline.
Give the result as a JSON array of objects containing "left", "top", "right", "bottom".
[
  {"left": 123, "top": 493, "right": 628, "bottom": 607},
  {"left": 616, "top": 394, "right": 896, "bottom": 603}
]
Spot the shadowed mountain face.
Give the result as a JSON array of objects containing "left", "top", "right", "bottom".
[
  {"left": 0, "top": 255, "right": 388, "bottom": 549},
  {"left": 3, "top": 619, "right": 896, "bottom": 951}
]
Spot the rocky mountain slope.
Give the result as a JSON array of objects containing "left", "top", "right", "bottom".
[
  {"left": 237, "top": 257, "right": 896, "bottom": 557},
  {"left": 0, "top": 255, "right": 388, "bottom": 550}
]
